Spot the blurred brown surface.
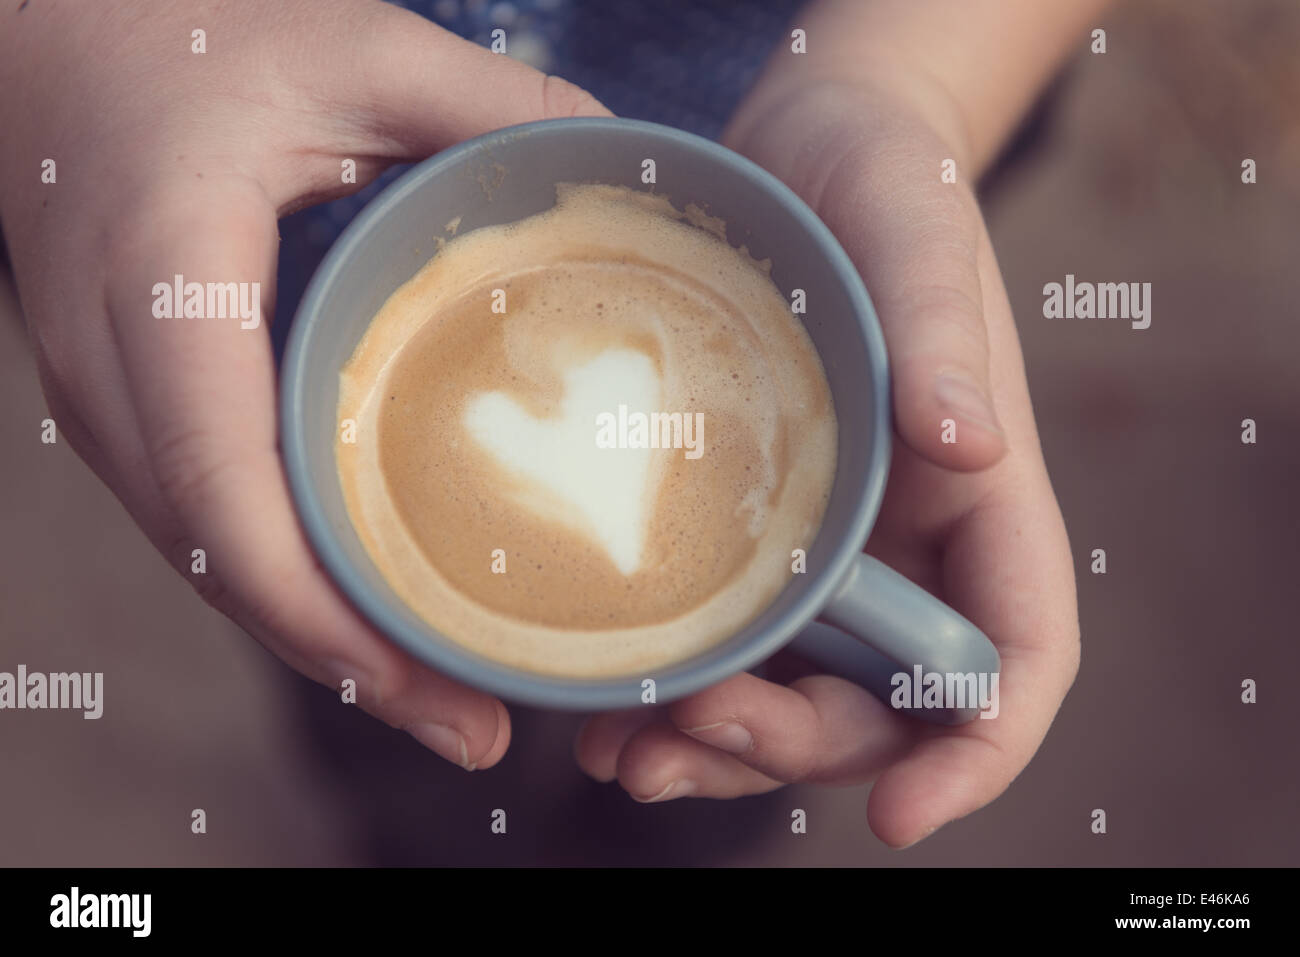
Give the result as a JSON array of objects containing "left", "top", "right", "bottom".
[{"left": 1, "top": 0, "right": 1297, "bottom": 866}]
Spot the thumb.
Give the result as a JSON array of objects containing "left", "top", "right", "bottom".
[
  {"left": 815, "top": 142, "right": 1007, "bottom": 471},
  {"left": 343, "top": 5, "right": 611, "bottom": 158},
  {"left": 821, "top": 148, "right": 1003, "bottom": 470}
]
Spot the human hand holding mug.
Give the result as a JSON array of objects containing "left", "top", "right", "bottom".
[{"left": 579, "top": 2, "right": 1082, "bottom": 846}]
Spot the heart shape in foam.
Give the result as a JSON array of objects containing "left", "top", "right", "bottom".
[{"left": 463, "top": 349, "right": 662, "bottom": 576}]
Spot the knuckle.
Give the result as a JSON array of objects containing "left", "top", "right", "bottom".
[
  {"left": 915, "top": 291, "right": 987, "bottom": 353},
  {"left": 29, "top": 323, "right": 77, "bottom": 399},
  {"left": 763, "top": 712, "right": 823, "bottom": 784},
  {"left": 909, "top": 279, "right": 984, "bottom": 329},
  {"left": 894, "top": 279, "right": 989, "bottom": 364},
  {"left": 167, "top": 533, "right": 236, "bottom": 615},
  {"left": 781, "top": 749, "right": 821, "bottom": 785},
  {"left": 367, "top": 667, "right": 421, "bottom": 725},
  {"left": 164, "top": 524, "right": 233, "bottom": 612},
  {"left": 29, "top": 348, "right": 111, "bottom": 468},
  {"left": 194, "top": 556, "right": 304, "bottom": 657},
  {"left": 148, "top": 425, "right": 237, "bottom": 515},
  {"left": 190, "top": 568, "right": 232, "bottom": 612},
  {"left": 894, "top": 202, "right": 981, "bottom": 281}
]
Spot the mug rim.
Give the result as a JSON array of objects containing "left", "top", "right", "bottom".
[{"left": 280, "top": 116, "right": 892, "bottom": 710}]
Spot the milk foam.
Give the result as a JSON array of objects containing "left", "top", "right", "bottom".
[
  {"left": 336, "top": 184, "right": 837, "bottom": 679},
  {"left": 464, "top": 348, "right": 662, "bottom": 576}
]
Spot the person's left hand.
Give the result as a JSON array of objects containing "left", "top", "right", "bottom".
[{"left": 0, "top": 0, "right": 610, "bottom": 773}]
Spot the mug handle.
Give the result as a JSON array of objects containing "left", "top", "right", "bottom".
[{"left": 787, "top": 554, "right": 1001, "bottom": 725}]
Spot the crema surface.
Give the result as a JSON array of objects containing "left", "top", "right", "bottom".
[{"left": 337, "top": 185, "right": 836, "bottom": 678}]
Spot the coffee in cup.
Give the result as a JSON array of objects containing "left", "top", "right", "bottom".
[{"left": 336, "top": 183, "right": 837, "bottom": 678}]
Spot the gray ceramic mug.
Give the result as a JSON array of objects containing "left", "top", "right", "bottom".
[{"left": 282, "top": 117, "right": 999, "bottom": 724}]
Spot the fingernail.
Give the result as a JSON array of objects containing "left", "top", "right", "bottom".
[
  {"left": 683, "top": 721, "right": 753, "bottom": 755},
  {"left": 934, "top": 374, "right": 1002, "bottom": 436},
  {"left": 633, "top": 779, "right": 697, "bottom": 803},
  {"left": 408, "top": 722, "right": 474, "bottom": 770}
]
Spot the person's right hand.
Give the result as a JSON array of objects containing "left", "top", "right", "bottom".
[
  {"left": 575, "top": 60, "right": 1080, "bottom": 847},
  {"left": 0, "top": 0, "right": 607, "bottom": 769}
]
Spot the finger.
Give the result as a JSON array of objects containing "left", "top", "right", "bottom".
[
  {"left": 265, "top": 5, "right": 612, "bottom": 211},
  {"left": 103, "top": 178, "right": 509, "bottom": 769},
  {"left": 352, "top": 5, "right": 611, "bottom": 154},
  {"left": 666, "top": 672, "right": 915, "bottom": 785},
  {"left": 867, "top": 480, "right": 1080, "bottom": 848},
  {"left": 615, "top": 722, "right": 784, "bottom": 802},
  {"left": 10, "top": 160, "right": 197, "bottom": 590},
  {"left": 816, "top": 133, "right": 1006, "bottom": 471},
  {"left": 574, "top": 707, "right": 663, "bottom": 783},
  {"left": 27, "top": 316, "right": 183, "bottom": 553}
]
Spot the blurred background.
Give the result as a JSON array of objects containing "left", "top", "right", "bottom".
[{"left": 1, "top": 0, "right": 1297, "bottom": 865}]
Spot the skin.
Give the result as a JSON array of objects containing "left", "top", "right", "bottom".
[
  {"left": 0, "top": 0, "right": 1099, "bottom": 846},
  {"left": 578, "top": 0, "right": 1105, "bottom": 845}
]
